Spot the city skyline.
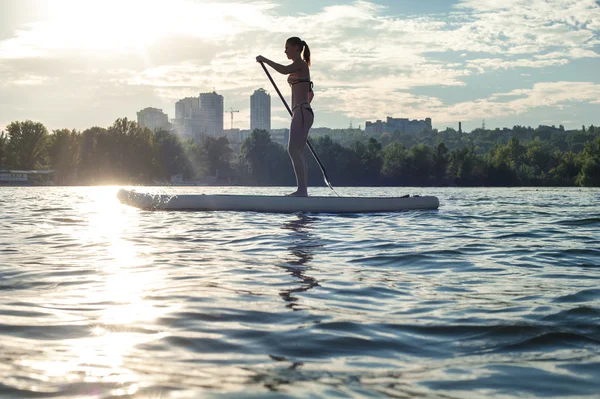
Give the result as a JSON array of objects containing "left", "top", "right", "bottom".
[
  {"left": 141, "top": 90, "right": 440, "bottom": 137},
  {"left": 1, "top": 0, "right": 599, "bottom": 133}
]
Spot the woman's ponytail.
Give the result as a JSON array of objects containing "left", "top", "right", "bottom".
[{"left": 302, "top": 41, "right": 311, "bottom": 67}]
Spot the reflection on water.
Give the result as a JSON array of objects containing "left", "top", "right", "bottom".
[
  {"left": 27, "top": 187, "right": 166, "bottom": 395},
  {"left": 1, "top": 186, "right": 599, "bottom": 398},
  {"left": 279, "top": 214, "right": 323, "bottom": 309}
]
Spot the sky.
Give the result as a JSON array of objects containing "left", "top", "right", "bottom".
[{"left": 1, "top": 0, "right": 599, "bottom": 133}]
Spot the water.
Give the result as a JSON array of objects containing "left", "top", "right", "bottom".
[{"left": 0, "top": 186, "right": 599, "bottom": 398}]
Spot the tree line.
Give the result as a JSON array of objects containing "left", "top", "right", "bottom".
[{"left": 1, "top": 118, "right": 599, "bottom": 186}]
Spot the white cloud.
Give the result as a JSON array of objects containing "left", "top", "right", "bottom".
[
  {"left": 318, "top": 81, "right": 600, "bottom": 125},
  {"left": 454, "top": 0, "right": 600, "bottom": 55},
  {"left": 10, "top": 74, "right": 53, "bottom": 86},
  {"left": 465, "top": 57, "right": 570, "bottom": 73},
  {"left": 436, "top": 81, "right": 600, "bottom": 123},
  {"left": 0, "top": 0, "right": 599, "bottom": 130},
  {"left": 565, "top": 48, "right": 600, "bottom": 59},
  {"left": 317, "top": 87, "right": 442, "bottom": 119}
]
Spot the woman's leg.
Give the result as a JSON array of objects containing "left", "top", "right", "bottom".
[{"left": 288, "top": 108, "right": 314, "bottom": 196}]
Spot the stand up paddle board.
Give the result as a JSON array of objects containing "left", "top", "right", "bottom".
[{"left": 117, "top": 189, "right": 439, "bottom": 213}]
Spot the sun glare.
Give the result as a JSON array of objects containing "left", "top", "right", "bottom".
[
  {"left": 79, "top": 187, "right": 170, "bottom": 325},
  {"left": 39, "top": 0, "right": 241, "bottom": 54},
  {"left": 30, "top": 187, "right": 172, "bottom": 387},
  {"left": 44, "top": 0, "right": 166, "bottom": 52}
]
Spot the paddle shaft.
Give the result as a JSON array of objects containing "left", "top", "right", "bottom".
[{"left": 259, "top": 62, "right": 337, "bottom": 194}]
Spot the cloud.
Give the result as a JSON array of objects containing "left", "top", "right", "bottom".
[
  {"left": 465, "top": 57, "right": 570, "bottom": 73},
  {"left": 321, "top": 81, "right": 600, "bottom": 125},
  {"left": 453, "top": 0, "right": 600, "bottom": 55},
  {"left": 436, "top": 81, "right": 600, "bottom": 123},
  {"left": 0, "top": 0, "right": 599, "bottom": 130}
]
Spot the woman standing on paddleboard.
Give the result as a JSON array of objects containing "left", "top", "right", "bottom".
[{"left": 257, "top": 37, "right": 314, "bottom": 197}]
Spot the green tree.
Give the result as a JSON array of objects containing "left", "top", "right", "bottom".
[
  {"left": 6, "top": 120, "right": 48, "bottom": 169},
  {"left": 309, "top": 135, "right": 359, "bottom": 186},
  {"left": 78, "top": 126, "right": 106, "bottom": 183},
  {"left": 549, "top": 151, "right": 580, "bottom": 186},
  {"left": 433, "top": 142, "right": 449, "bottom": 184},
  {"left": 154, "top": 130, "right": 191, "bottom": 180},
  {"left": 0, "top": 131, "right": 9, "bottom": 167},
  {"left": 447, "top": 147, "right": 488, "bottom": 186},
  {"left": 364, "top": 137, "right": 383, "bottom": 182},
  {"left": 567, "top": 131, "right": 592, "bottom": 153},
  {"left": 576, "top": 136, "right": 600, "bottom": 186},
  {"left": 75, "top": 118, "right": 158, "bottom": 184},
  {"left": 108, "top": 118, "right": 157, "bottom": 183},
  {"left": 379, "top": 132, "right": 392, "bottom": 147},
  {"left": 350, "top": 137, "right": 383, "bottom": 185},
  {"left": 203, "top": 136, "right": 233, "bottom": 178},
  {"left": 186, "top": 136, "right": 234, "bottom": 180},
  {"left": 185, "top": 139, "right": 209, "bottom": 178},
  {"left": 486, "top": 137, "right": 525, "bottom": 185},
  {"left": 523, "top": 138, "right": 555, "bottom": 184},
  {"left": 240, "top": 129, "right": 289, "bottom": 185},
  {"left": 407, "top": 144, "right": 434, "bottom": 185},
  {"left": 381, "top": 142, "right": 409, "bottom": 184},
  {"left": 47, "top": 128, "right": 80, "bottom": 184}
]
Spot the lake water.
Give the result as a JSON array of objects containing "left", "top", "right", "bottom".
[{"left": 1, "top": 186, "right": 599, "bottom": 398}]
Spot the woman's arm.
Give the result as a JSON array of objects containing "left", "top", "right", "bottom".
[{"left": 256, "top": 56, "right": 302, "bottom": 75}]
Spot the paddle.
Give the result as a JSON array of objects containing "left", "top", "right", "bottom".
[{"left": 259, "top": 62, "right": 338, "bottom": 196}]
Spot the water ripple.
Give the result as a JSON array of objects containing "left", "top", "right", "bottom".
[{"left": 0, "top": 186, "right": 599, "bottom": 398}]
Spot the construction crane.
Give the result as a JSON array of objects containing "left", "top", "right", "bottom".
[{"left": 227, "top": 107, "right": 239, "bottom": 130}]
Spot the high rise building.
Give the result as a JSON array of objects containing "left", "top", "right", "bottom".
[
  {"left": 199, "top": 91, "right": 224, "bottom": 137},
  {"left": 250, "top": 88, "right": 271, "bottom": 132},
  {"left": 173, "top": 92, "right": 224, "bottom": 140},
  {"left": 174, "top": 97, "right": 200, "bottom": 140},
  {"left": 175, "top": 97, "right": 200, "bottom": 119},
  {"left": 137, "top": 107, "right": 169, "bottom": 131}
]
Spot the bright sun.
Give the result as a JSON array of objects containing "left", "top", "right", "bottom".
[
  {"left": 42, "top": 0, "right": 163, "bottom": 52},
  {"left": 39, "top": 0, "right": 238, "bottom": 54}
]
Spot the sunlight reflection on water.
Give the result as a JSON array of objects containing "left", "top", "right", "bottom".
[
  {"left": 27, "top": 187, "right": 170, "bottom": 394},
  {"left": 0, "top": 186, "right": 598, "bottom": 398}
]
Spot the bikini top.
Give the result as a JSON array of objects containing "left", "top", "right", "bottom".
[{"left": 288, "top": 76, "right": 314, "bottom": 92}]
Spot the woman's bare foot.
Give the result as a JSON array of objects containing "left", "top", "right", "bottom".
[{"left": 286, "top": 190, "right": 308, "bottom": 197}]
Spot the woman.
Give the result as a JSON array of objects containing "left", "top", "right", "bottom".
[{"left": 257, "top": 37, "right": 314, "bottom": 197}]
